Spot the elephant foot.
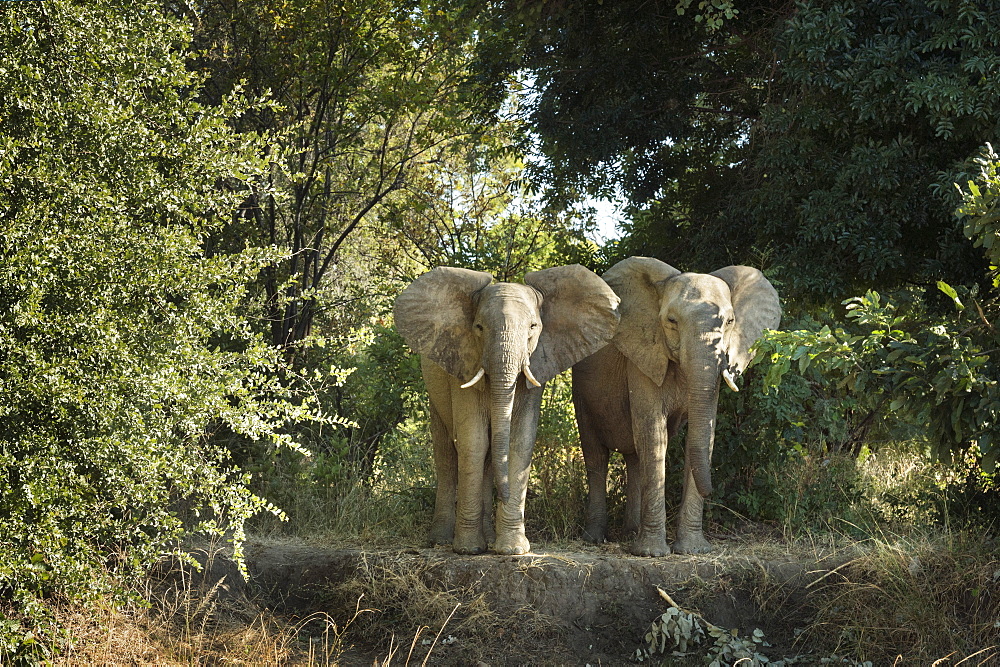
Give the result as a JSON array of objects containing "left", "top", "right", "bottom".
[
  {"left": 629, "top": 533, "right": 671, "bottom": 557},
  {"left": 452, "top": 529, "right": 487, "bottom": 555},
  {"left": 582, "top": 523, "right": 606, "bottom": 544},
  {"left": 483, "top": 520, "right": 496, "bottom": 544},
  {"left": 427, "top": 524, "right": 454, "bottom": 546},
  {"left": 494, "top": 531, "right": 530, "bottom": 556},
  {"left": 453, "top": 540, "right": 487, "bottom": 555},
  {"left": 671, "top": 532, "right": 714, "bottom": 555}
]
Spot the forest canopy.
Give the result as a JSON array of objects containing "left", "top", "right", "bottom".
[
  {"left": 2, "top": 0, "right": 1000, "bottom": 661},
  {"left": 473, "top": 0, "right": 999, "bottom": 300}
]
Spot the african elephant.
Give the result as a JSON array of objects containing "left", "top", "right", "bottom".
[
  {"left": 572, "top": 257, "right": 780, "bottom": 556},
  {"left": 394, "top": 265, "right": 620, "bottom": 555}
]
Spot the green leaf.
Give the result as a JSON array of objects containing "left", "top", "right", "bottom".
[
  {"left": 982, "top": 444, "right": 998, "bottom": 473},
  {"left": 937, "top": 281, "right": 965, "bottom": 310}
]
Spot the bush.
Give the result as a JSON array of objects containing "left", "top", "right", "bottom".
[
  {"left": 526, "top": 372, "right": 589, "bottom": 542},
  {"left": 708, "top": 331, "right": 870, "bottom": 534},
  {"left": 0, "top": 2, "right": 304, "bottom": 659},
  {"left": 712, "top": 271, "right": 1000, "bottom": 533},
  {"left": 243, "top": 304, "right": 434, "bottom": 540}
]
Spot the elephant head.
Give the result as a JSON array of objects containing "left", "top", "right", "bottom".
[
  {"left": 603, "top": 256, "right": 780, "bottom": 499},
  {"left": 394, "top": 264, "right": 620, "bottom": 502}
]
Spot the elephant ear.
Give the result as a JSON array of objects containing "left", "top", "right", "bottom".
[
  {"left": 604, "top": 256, "right": 681, "bottom": 387},
  {"left": 524, "top": 264, "right": 621, "bottom": 384},
  {"left": 393, "top": 267, "right": 493, "bottom": 383},
  {"left": 710, "top": 266, "right": 782, "bottom": 374}
]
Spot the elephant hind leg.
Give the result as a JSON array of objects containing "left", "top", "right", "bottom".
[
  {"left": 577, "top": 405, "right": 612, "bottom": 544},
  {"left": 622, "top": 452, "right": 641, "bottom": 538},
  {"left": 581, "top": 447, "right": 609, "bottom": 543},
  {"left": 427, "top": 401, "right": 457, "bottom": 546},
  {"left": 574, "top": 351, "right": 634, "bottom": 545}
]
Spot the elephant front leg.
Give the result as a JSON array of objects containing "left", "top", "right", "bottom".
[
  {"left": 452, "top": 400, "right": 490, "bottom": 555},
  {"left": 481, "top": 457, "right": 495, "bottom": 544},
  {"left": 493, "top": 382, "right": 542, "bottom": 555},
  {"left": 627, "top": 365, "right": 671, "bottom": 557},
  {"left": 672, "top": 466, "right": 713, "bottom": 554},
  {"left": 453, "top": 454, "right": 489, "bottom": 555}
]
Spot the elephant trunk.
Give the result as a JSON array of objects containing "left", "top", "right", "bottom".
[
  {"left": 489, "top": 365, "right": 518, "bottom": 504},
  {"left": 686, "top": 350, "right": 721, "bottom": 498}
]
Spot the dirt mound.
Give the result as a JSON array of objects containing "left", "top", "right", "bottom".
[{"left": 240, "top": 537, "right": 849, "bottom": 665}]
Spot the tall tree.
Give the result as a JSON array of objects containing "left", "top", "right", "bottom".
[
  {"left": 383, "top": 123, "right": 600, "bottom": 280},
  {"left": 472, "top": 0, "right": 779, "bottom": 204},
  {"left": 286, "top": 92, "right": 598, "bottom": 480},
  {"left": 191, "top": 0, "right": 488, "bottom": 359}
]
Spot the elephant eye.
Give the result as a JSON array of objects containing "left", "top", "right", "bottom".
[
  {"left": 530, "top": 322, "right": 539, "bottom": 330},
  {"left": 475, "top": 323, "right": 484, "bottom": 331},
  {"left": 666, "top": 317, "right": 677, "bottom": 325}
]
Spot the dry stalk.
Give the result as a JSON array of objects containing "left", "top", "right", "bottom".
[{"left": 420, "top": 603, "right": 460, "bottom": 667}]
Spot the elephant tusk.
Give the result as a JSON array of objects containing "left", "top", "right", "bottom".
[
  {"left": 722, "top": 368, "right": 739, "bottom": 392},
  {"left": 523, "top": 363, "right": 542, "bottom": 387},
  {"left": 460, "top": 367, "right": 485, "bottom": 389}
]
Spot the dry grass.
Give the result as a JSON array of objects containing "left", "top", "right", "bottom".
[
  {"left": 797, "top": 531, "right": 1000, "bottom": 665},
  {"left": 320, "top": 550, "right": 564, "bottom": 665},
  {"left": 50, "top": 547, "right": 357, "bottom": 666},
  {"left": 47, "top": 529, "right": 999, "bottom": 665},
  {"left": 857, "top": 443, "right": 952, "bottom": 526},
  {"left": 251, "top": 450, "right": 433, "bottom": 547},
  {"left": 44, "top": 441, "right": 1000, "bottom": 665},
  {"left": 49, "top": 542, "right": 563, "bottom": 665},
  {"left": 52, "top": 593, "right": 308, "bottom": 665},
  {"left": 756, "top": 446, "right": 1000, "bottom": 664}
]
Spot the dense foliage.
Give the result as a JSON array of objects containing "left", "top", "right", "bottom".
[
  {"left": 177, "top": 0, "right": 600, "bottom": 496},
  {"left": 189, "top": 0, "right": 543, "bottom": 357},
  {"left": 0, "top": 2, "right": 306, "bottom": 659},
  {"left": 750, "top": 0, "right": 1000, "bottom": 299},
  {"left": 4, "top": 0, "right": 1000, "bottom": 661},
  {"left": 707, "top": 159, "right": 1000, "bottom": 529},
  {"left": 465, "top": 0, "right": 1000, "bottom": 535},
  {"left": 762, "top": 288, "right": 998, "bottom": 465},
  {"left": 474, "top": 0, "right": 999, "bottom": 300},
  {"left": 472, "top": 0, "right": 774, "bottom": 204}
]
